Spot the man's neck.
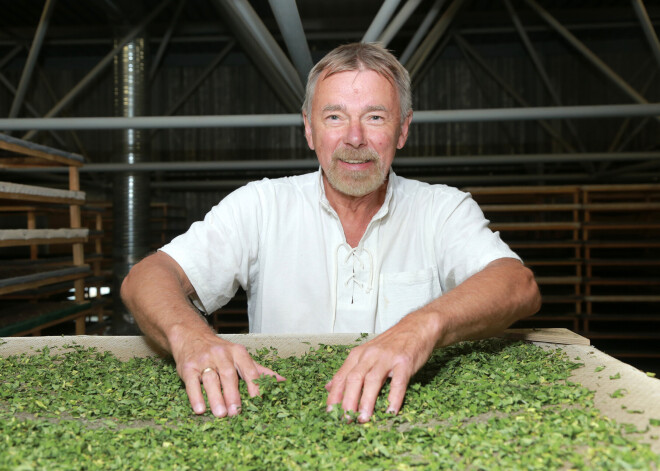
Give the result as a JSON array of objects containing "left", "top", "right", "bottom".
[{"left": 322, "top": 174, "right": 388, "bottom": 248}]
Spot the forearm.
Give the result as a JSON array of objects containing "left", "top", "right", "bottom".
[
  {"left": 420, "top": 258, "right": 541, "bottom": 349},
  {"left": 120, "top": 252, "right": 216, "bottom": 354}
]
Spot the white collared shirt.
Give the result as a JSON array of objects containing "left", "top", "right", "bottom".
[{"left": 160, "top": 171, "right": 520, "bottom": 334}]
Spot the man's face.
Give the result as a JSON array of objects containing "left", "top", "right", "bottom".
[{"left": 303, "top": 69, "right": 412, "bottom": 198}]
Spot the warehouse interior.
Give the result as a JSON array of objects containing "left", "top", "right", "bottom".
[{"left": 0, "top": 0, "right": 659, "bottom": 374}]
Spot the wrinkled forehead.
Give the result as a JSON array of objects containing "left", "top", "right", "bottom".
[{"left": 313, "top": 70, "right": 398, "bottom": 112}]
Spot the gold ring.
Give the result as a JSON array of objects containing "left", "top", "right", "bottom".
[{"left": 201, "top": 367, "right": 214, "bottom": 375}]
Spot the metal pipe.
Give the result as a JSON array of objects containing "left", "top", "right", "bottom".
[
  {"left": 147, "top": 172, "right": 655, "bottom": 190},
  {"left": 268, "top": 0, "right": 314, "bottom": 84},
  {"left": 149, "top": 0, "right": 186, "bottom": 81},
  {"left": 454, "top": 34, "right": 576, "bottom": 153},
  {"left": 379, "top": 0, "right": 425, "bottom": 47},
  {"left": 503, "top": 0, "right": 586, "bottom": 152},
  {"left": 0, "top": 20, "right": 649, "bottom": 50},
  {"left": 2, "top": 103, "right": 660, "bottom": 131},
  {"left": 9, "top": 0, "right": 56, "bottom": 119},
  {"left": 631, "top": 0, "right": 660, "bottom": 69},
  {"left": 362, "top": 0, "right": 401, "bottom": 43},
  {"left": 406, "top": 0, "right": 466, "bottom": 79},
  {"left": 524, "top": 0, "right": 659, "bottom": 124},
  {"left": 112, "top": 34, "right": 150, "bottom": 334},
  {"left": 400, "top": 0, "right": 446, "bottom": 64},
  {"left": 9, "top": 152, "right": 659, "bottom": 174},
  {"left": 458, "top": 21, "right": 650, "bottom": 35},
  {"left": 21, "top": 0, "right": 173, "bottom": 141}
]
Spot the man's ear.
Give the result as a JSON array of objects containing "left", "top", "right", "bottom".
[
  {"left": 396, "top": 111, "right": 413, "bottom": 150},
  {"left": 303, "top": 112, "right": 315, "bottom": 150}
]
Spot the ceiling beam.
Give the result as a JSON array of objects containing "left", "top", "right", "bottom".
[
  {"left": 8, "top": 0, "right": 56, "bottom": 119},
  {"left": 405, "top": 0, "right": 467, "bottom": 79},
  {"left": 8, "top": 152, "right": 659, "bottom": 174},
  {"left": 503, "top": 0, "right": 586, "bottom": 152},
  {"left": 524, "top": 0, "right": 660, "bottom": 125},
  {"left": 21, "top": 0, "right": 174, "bottom": 141},
  {"left": 149, "top": 0, "right": 186, "bottom": 81},
  {"left": 210, "top": 0, "right": 304, "bottom": 113},
  {"left": 362, "top": 0, "right": 401, "bottom": 43},
  {"left": 1, "top": 103, "right": 659, "bottom": 131},
  {"left": 378, "top": 0, "right": 424, "bottom": 47},
  {"left": 631, "top": 0, "right": 660, "bottom": 69},
  {"left": 454, "top": 33, "right": 576, "bottom": 153},
  {"left": 268, "top": 0, "right": 313, "bottom": 84}
]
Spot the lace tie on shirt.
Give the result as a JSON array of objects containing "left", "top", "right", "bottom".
[
  {"left": 340, "top": 245, "right": 374, "bottom": 294},
  {"left": 331, "top": 243, "right": 375, "bottom": 331}
]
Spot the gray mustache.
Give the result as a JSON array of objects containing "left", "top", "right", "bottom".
[{"left": 332, "top": 148, "right": 380, "bottom": 162}]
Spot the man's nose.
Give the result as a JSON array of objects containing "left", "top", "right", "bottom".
[{"left": 344, "top": 120, "right": 366, "bottom": 148}]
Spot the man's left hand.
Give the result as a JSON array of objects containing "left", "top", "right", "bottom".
[{"left": 324, "top": 309, "right": 440, "bottom": 423}]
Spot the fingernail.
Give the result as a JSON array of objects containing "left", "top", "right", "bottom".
[
  {"left": 386, "top": 408, "right": 397, "bottom": 415},
  {"left": 228, "top": 404, "right": 239, "bottom": 416},
  {"left": 212, "top": 405, "right": 227, "bottom": 418},
  {"left": 193, "top": 403, "right": 205, "bottom": 414},
  {"left": 358, "top": 412, "right": 369, "bottom": 423},
  {"left": 326, "top": 404, "right": 334, "bottom": 412}
]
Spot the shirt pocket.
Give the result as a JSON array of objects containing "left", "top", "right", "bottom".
[{"left": 376, "top": 267, "right": 442, "bottom": 332}]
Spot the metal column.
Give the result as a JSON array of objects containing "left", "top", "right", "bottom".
[{"left": 112, "top": 33, "right": 151, "bottom": 334}]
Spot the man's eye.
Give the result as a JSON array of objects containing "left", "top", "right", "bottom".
[{"left": 370, "top": 115, "right": 383, "bottom": 121}]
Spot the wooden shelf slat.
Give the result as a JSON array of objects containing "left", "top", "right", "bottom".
[{"left": 0, "top": 265, "right": 90, "bottom": 296}]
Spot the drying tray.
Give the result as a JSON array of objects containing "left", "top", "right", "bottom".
[{"left": 1, "top": 328, "right": 659, "bottom": 453}]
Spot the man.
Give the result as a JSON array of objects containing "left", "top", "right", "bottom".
[{"left": 121, "top": 42, "right": 541, "bottom": 423}]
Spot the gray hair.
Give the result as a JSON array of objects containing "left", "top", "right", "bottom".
[{"left": 302, "top": 42, "right": 412, "bottom": 124}]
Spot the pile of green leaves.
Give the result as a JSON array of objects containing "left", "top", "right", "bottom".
[{"left": 1, "top": 338, "right": 658, "bottom": 470}]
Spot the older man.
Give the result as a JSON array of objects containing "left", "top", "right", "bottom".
[{"left": 121, "top": 42, "right": 540, "bottom": 423}]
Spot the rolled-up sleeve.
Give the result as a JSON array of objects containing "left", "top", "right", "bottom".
[
  {"left": 159, "top": 184, "right": 261, "bottom": 313},
  {"left": 435, "top": 192, "right": 521, "bottom": 292}
]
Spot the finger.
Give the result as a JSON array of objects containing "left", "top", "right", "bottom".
[
  {"left": 357, "top": 369, "right": 388, "bottom": 423},
  {"left": 239, "top": 364, "right": 286, "bottom": 398},
  {"left": 326, "top": 371, "right": 347, "bottom": 411},
  {"left": 201, "top": 368, "right": 227, "bottom": 418},
  {"left": 216, "top": 365, "right": 242, "bottom": 416},
  {"left": 256, "top": 365, "right": 286, "bottom": 383},
  {"left": 385, "top": 365, "right": 411, "bottom": 415},
  {"left": 325, "top": 350, "right": 361, "bottom": 410},
  {"left": 235, "top": 364, "right": 260, "bottom": 398},
  {"left": 181, "top": 368, "right": 207, "bottom": 415},
  {"left": 230, "top": 346, "right": 269, "bottom": 398},
  {"left": 339, "top": 369, "right": 368, "bottom": 418}
]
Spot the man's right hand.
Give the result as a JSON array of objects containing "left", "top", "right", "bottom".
[
  {"left": 121, "top": 252, "right": 284, "bottom": 417},
  {"left": 173, "top": 332, "right": 285, "bottom": 417},
  {"left": 120, "top": 252, "right": 285, "bottom": 418}
]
